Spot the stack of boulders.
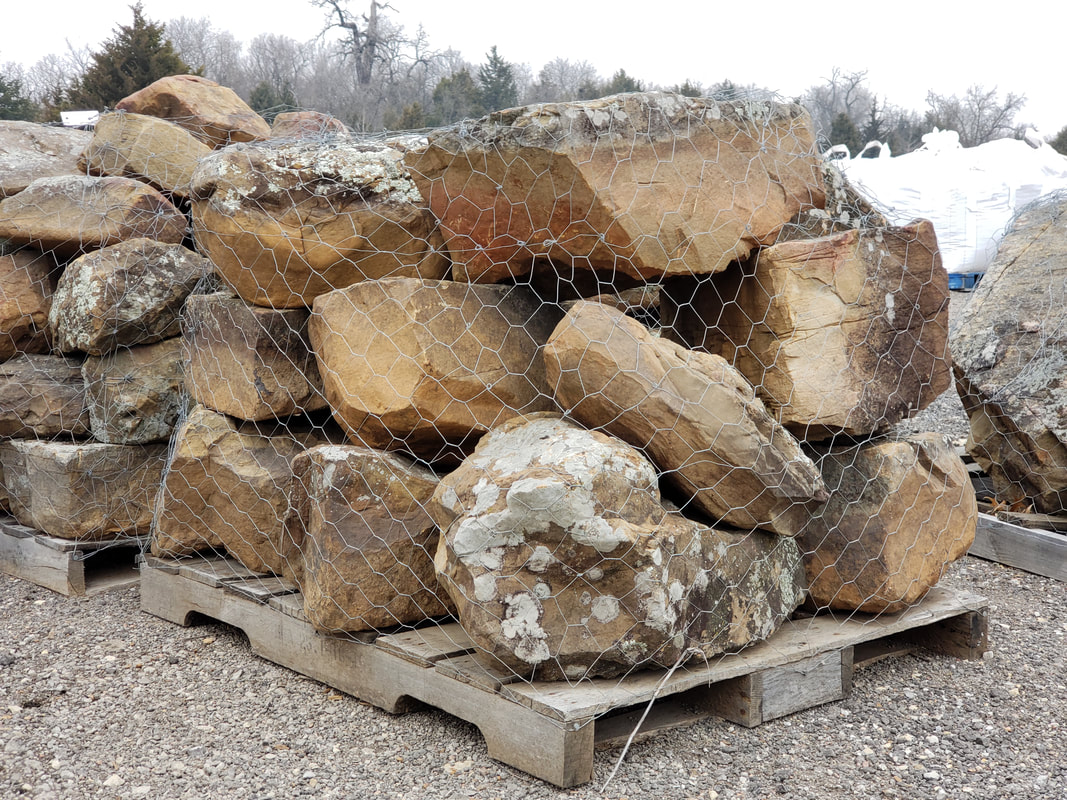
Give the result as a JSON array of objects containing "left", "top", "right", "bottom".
[{"left": 0, "top": 76, "right": 978, "bottom": 681}]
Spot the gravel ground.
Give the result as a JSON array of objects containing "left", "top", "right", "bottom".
[{"left": 5, "top": 290, "right": 1064, "bottom": 800}]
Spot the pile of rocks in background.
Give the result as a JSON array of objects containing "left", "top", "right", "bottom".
[{"left": 0, "top": 75, "right": 978, "bottom": 680}]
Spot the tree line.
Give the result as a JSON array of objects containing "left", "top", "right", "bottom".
[{"left": 2, "top": 1, "right": 1063, "bottom": 156}]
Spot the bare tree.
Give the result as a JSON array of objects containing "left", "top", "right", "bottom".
[
  {"left": 802, "top": 68, "right": 875, "bottom": 142},
  {"left": 165, "top": 17, "right": 247, "bottom": 93},
  {"left": 525, "top": 57, "right": 600, "bottom": 103},
  {"left": 925, "top": 85, "right": 1027, "bottom": 147},
  {"left": 314, "top": 0, "right": 392, "bottom": 85}
]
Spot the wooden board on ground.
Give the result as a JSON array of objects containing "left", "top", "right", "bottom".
[
  {"left": 139, "top": 556, "right": 988, "bottom": 788},
  {"left": 970, "top": 512, "right": 1067, "bottom": 582},
  {"left": 0, "top": 514, "right": 144, "bottom": 596}
]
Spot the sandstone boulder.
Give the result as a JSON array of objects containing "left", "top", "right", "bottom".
[
  {"left": 82, "top": 337, "right": 186, "bottom": 445},
  {"left": 0, "top": 354, "right": 89, "bottom": 438},
  {"left": 79, "top": 111, "right": 213, "bottom": 199},
  {"left": 0, "top": 121, "right": 91, "bottom": 198},
  {"left": 50, "top": 239, "right": 211, "bottom": 355},
  {"left": 0, "top": 439, "right": 167, "bottom": 539},
  {"left": 183, "top": 292, "right": 327, "bottom": 421},
  {"left": 270, "top": 111, "right": 349, "bottom": 139},
  {"left": 545, "top": 301, "right": 826, "bottom": 535},
  {"left": 0, "top": 249, "right": 56, "bottom": 358},
  {"left": 116, "top": 75, "right": 271, "bottom": 149},
  {"left": 285, "top": 444, "right": 453, "bottom": 632},
  {"left": 0, "top": 176, "right": 187, "bottom": 259},
  {"left": 796, "top": 434, "right": 976, "bottom": 614},
  {"left": 310, "top": 278, "right": 558, "bottom": 465},
  {"left": 190, "top": 138, "right": 449, "bottom": 308},
  {"left": 151, "top": 405, "right": 330, "bottom": 567},
  {"left": 406, "top": 92, "right": 823, "bottom": 285},
  {"left": 662, "top": 220, "right": 951, "bottom": 440},
  {"left": 953, "top": 195, "right": 1067, "bottom": 513},
  {"left": 430, "top": 413, "right": 805, "bottom": 680}
]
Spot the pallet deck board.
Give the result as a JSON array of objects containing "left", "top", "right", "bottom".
[
  {"left": 970, "top": 512, "right": 1067, "bottom": 582},
  {"left": 0, "top": 514, "right": 144, "bottom": 596}
]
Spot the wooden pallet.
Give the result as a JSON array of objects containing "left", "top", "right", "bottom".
[
  {"left": 0, "top": 514, "right": 145, "bottom": 596},
  {"left": 139, "top": 555, "right": 988, "bottom": 788}
]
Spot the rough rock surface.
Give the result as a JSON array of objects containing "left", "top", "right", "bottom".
[
  {"left": 0, "top": 121, "right": 91, "bottom": 198},
  {"left": 0, "top": 176, "right": 187, "bottom": 259},
  {"left": 49, "top": 238, "right": 211, "bottom": 355},
  {"left": 953, "top": 196, "right": 1067, "bottom": 513},
  {"left": 0, "top": 250, "right": 55, "bottom": 358},
  {"left": 0, "top": 354, "right": 89, "bottom": 438},
  {"left": 151, "top": 406, "right": 330, "bottom": 567},
  {"left": 116, "top": 75, "right": 271, "bottom": 149},
  {"left": 663, "top": 220, "right": 950, "bottom": 440},
  {"left": 79, "top": 111, "right": 213, "bottom": 198},
  {"left": 430, "top": 413, "right": 805, "bottom": 680},
  {"left": 190, "top": 138, "right": 449, "bottom": 308},
  {"left": 270, "top": 111, "right": 349, "bottom": 139},
  {"left": 0, "top": 439, "right": 167, "bottom": 540},
  {"left": 285, "top": 444, "right": 452, "bottom": 632},
  {"left": 796, "top": 433, "right": 976, "bottom": 614},
  {"left": 310, "top": 278, "right": 558, "bottom": 465},
  {"left": 82, "top": 337, "right": 186, "bottom": 445},
  {"left": 545, "top": 301, "right": 826, "bottom": 535},
  {"left": 406, "top": 92, "right": 823, "bottom": 285},
  {"left": 183, "top": 292, "right": 327, "bottom": 421}
]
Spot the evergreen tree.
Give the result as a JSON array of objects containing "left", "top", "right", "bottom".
[
  {"left": 1049, "top": 125, "right": 1067, "bottom": 156},
  {"left": 829, "top": 111, "right": 863, "bottom": 154},
  {"left": 477, "top": 46, "right": 517, "bottom": 112},
  {"left": 429, "top": 69, "right": 484, "bottom": 125},
  {"left": 249, "top": 81, "right": 297, "bottom": 123},
  {"left": 672, "top": 79, "right": 704, "bottom": 97},
  {"left": 65, "top": 2, "right": 191, "bottom": 109},
  {"left": 0, "top": 72, "right": 39, "bottom": 120},
  {"left": 602, "top": 69, "right": 642, "bottom": 95}
]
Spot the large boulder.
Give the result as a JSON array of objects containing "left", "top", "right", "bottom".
[
  {"left": 796, "top": 434, "right": 976, "bottom": 614},
  {"left": 0, "top": 121, "right": 91, "bottom": 198},
  {"left": 0, "top": 439, "right": 168, "bottom": 540},
  {"left": 49, "top": 239, "right": 211, "bottom": 355},
  {"left": 190, "top": 138, "right": 450, "bottom": 308},
  {"left": 82, "top": 337, "right": 186, "bottom": 445},
  {"left": 310, "top": 278, "right": 559, "bottom": 465},
  {"left": 79, "top": 111, "right": 213, "bottom": 199},
  {"left": 285, "top": 444, "right": 453, "bottom": 632},
  {"left": 0, "top": 354, "right": 89, "bottom": 438},
  {"left": 430, "top": 413, "right": 805, "bottom": 680},
  {"left": 953, "top": 195, "right": 1067, "bottom": 513},
  {"left": 116, "top": 74, "right": 271, "bottom": 149},
  {"left": 663, "top": 220, "right": 951, "bottom": 440},
  {"left": 405, "top": 92, "right": 823, "bottom": 285},
  {"left": 150, "top": 405, "right": 331, "bottom": 568},
  {"left": 0, "top": 249, "right": 56, "bottom": 359},
  {"left": 0, "top": 176, "right": 187, "bottom": 259},
  {"left": 183, "top": 292, "right": 327, "bottom": 421},
  {"left": 270, "top": 111, "right": 349, "bottom": 140},
  {"left": 545, "top": 301, "right": 826, "bottom": 535}
]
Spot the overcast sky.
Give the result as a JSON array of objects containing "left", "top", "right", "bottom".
[{"left": 4, "top": 0, "right": 1062, "bottom": 136}]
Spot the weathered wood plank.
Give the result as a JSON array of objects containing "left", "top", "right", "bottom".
[
  {"left": 223, "top": 575, "right": 299, "bottom": 604},
  {"left": 176, "top": 556, "right": 263, "bottom": 587},
  {"left": 376, "top": 623, "right": 475, "bottom": 666},
  {"left": 970, "top": 513, "right": 1067, "bottom": 582}
]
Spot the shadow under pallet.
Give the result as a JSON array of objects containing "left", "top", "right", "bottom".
[
  {"left": 139, "top": 554, "right": 988, "bottom": 788},
  {"left": 0, "top": 514, "right": 145, "bottom": 596}
]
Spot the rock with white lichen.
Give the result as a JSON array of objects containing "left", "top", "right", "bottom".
[
  {"left": 429, "top": 413, "right": 805, "bottom": 680},
  {"left": 190, "top": 138, "right": 450, "bottom": 308}
]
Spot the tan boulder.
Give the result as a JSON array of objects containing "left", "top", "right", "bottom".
[
  {"left": 0, "top": 176, "right": 187, "bottom": 259},
  {"left": 0, "top": 249, "right": 56, "bottom": 358},
  {"left": 0, "top": 439, "right": 167, "bottom": 540},
  {"left": 270, "top": 111, "right": 349, "bottom": 139},
  {"left": 662, "top": 220, "right": 950, "bottom": 440},
  {"left": 183, "top": 292, "right": 326, "bottom": 421},
  {"left": 285, "top": 444, "right": 453, "bottom": 632},
  {"left": 116, "top": 74, "right": 271, "bottom": 149},
  {"left": 310, "top": 278, "right": 558, "bottom": 465},
  {"left": 953, "top": 195, "right": 1067, "bottom": 513},
  {"left": 79, "top": 111, "right": 213, "bottom": 199},
  {"left": 544, "top": 301, "right": 826, "bottom": 535},
  {"left": 82, "top": 337, "right": 186, "bottom": 445},
  {"left": 406, "top": 92, "right": 823, "bottom": 285},
  {"left": 0, "top": 121, "right": 91, "bottom": 198},
  {"left": 50, "top": 239, "right": 211, "bottom": 355},
  {"left": 151, "top": 405, "right": 331, "bottom": 567},
  {"left": 190, "top": 138, "right": 449, "bottom": 308},
  {"left": 430, "top": 414, "right": 804, "bottom": 680},
  {"left": 0, "top": 354, "right": 89, "bottom": 438},
  {"left": 796, "top": 434, "right": 976, "bottom": 614}
]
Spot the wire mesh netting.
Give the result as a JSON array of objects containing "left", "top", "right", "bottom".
[{"left": 0, "top": 74, "right": 1028, "bottom": 782}]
